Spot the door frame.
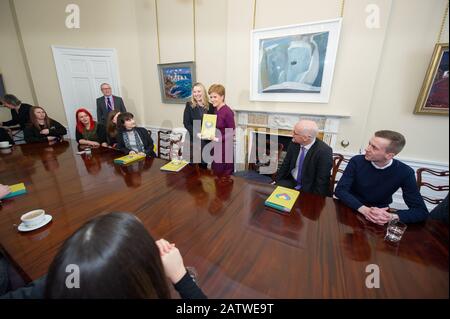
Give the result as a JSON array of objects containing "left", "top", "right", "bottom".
[{"left": 51, "top": 46, "right": 122, "bottom": 138}]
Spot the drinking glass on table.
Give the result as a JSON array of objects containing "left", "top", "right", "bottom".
[{"left": 385, "top": 219, "right": 407, "bottom": 242}]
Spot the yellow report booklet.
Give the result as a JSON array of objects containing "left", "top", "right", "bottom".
[
  {"left": 114, "top": 154, "right": 146, "bottom": 165},
  {"left": 264, "top": 186, "right": 300, "bottom": 213},
  {"left": 3, "top": 183, "right": 27, "bottom": 199},
  {"left": 160, "top": 160, "right": 189, "bottom": 172},
  {"left": 200, "top": 114, "right": 217, "bottom": 140}
]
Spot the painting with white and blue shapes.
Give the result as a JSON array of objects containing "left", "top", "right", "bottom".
[
  {"left": 162, "top": 67, "right": 193, "bottom": 100},
  {"left": 258, "top": 31, "right": 329, "bottom": 94}
]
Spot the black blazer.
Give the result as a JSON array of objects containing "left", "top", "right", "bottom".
[
  {"left": 24, "top": 119, "right": 67, "bottom": 143},
  {"left": 183, "top": 102, "right": 215, "bottom": 140},
  {"left": 116, "top": 127, "right": 156, "bottom": 157},
  {"left": 2, "top": 103, "right": 32, "bottom": 130},
  {"left": 96, "top": 95, "right": 127, "bottom": 126},
  {"left": 276, "top": 139, "right": 333, "bottom": 197}
]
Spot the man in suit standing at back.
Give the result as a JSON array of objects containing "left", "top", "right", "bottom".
[
  {"left": 96, "top": 83, "right": 127, "bottom": 126},
  {"left": 275, "top": 120, "right": 333, "bottom": 197}
]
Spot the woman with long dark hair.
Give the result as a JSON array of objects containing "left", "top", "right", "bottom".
[
  {"left": 45, "top": 212, "right": 206, "bottom": 299},
  {"left": 24, "top": 106, "right": 67, "bottom": 143},
  {"left": 102, "top": 110, "right": 121, "bottom": 148}
]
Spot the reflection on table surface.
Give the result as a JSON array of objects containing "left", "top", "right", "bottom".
[{"left": 0, "top": 141, "right": 448, "bottom": 298}]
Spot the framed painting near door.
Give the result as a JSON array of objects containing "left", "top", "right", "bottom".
[
  {"left": 157, "top": 61, "right": 196, "bottom": 104},
  {"left": 414, "top": 43, "right": 449, "bottom": 116}
]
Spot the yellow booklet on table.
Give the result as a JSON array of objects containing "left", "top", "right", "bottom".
[
  {"left": 160, "top": 160, "right": 189, "bottom": 172},
  {"left": 2, "top": 183, "right": 27, "bottom": 199},
  {"left": 200, "top": 114, "right": 217, "bottom": 140},
  {"left": 264, "top": 186, "right": 300, "bottom": 213},
  {"left": 114, "top": 154, "right": 146, "bottom": 165}
]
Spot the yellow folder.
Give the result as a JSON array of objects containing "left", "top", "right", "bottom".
[
  {"left": 264, "top": 186, "right": 300, "bottom": 213},
  {"left": 200, "top": 114, "right": 217, "bottom": 140},
  {"left": 114, "top": 154, "right": 146, "bottom": 165},
  {"left": 2, "top": 183, "right": 27, "bottom": 199},
  {"left": 160, "top": 160, "right": 189, "bottom": 172}
]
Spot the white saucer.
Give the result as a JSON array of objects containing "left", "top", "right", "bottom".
[
  {"left": 18, "top": 215, "right": 53, "bottom": 232},
  {"left": 0, "top": 144, "right": 12, "bottom": 149}
]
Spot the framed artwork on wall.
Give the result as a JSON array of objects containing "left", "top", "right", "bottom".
[
  {"left": 157, "top": 61, "right": 196, "bottom": 104},
  {"left": 414, "top": 43, "right": 449, "bottom": 116},
  {"left": 250, "top": 18, "right": 342, "bottom": 103}
]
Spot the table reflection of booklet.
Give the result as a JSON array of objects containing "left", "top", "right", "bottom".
[
  {"left": 114, "top": 154, "right": 146, "bottom": 165},
  {"left": 200, "top": 114, "right": 217, "bottom": 140},
  {"left": 2, "top": 183, "right": 27, "bottom": 199},
  {"left": 160, "top": 160, "right": 189, "bottom": 172},
  {"left": 265, "top": 186, "right": 300, "bottom": 213}
]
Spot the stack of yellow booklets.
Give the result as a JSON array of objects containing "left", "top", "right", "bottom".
[
  {"left": 160, "top": 160, "right": 189, "bottom": 172},
  {"left": 114, "top": 154, "right": 146, "bottom": 165},
  {"left": 3, "top": 183, "right": 27, "bottom": 199},
  {"left": 200, "top": 114, "right": 217, "bottom": 140},
  {"left": 264, "top": 186, "right": 300, "bottom": 213}
]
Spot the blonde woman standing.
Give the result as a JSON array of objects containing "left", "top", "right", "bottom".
[{"left": 183, "top": 82, "right": 214, "bottom": 168}]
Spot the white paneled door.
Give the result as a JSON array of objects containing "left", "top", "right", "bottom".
[{"left": 52, "top": 46, "right": 121, "bottom": 139}]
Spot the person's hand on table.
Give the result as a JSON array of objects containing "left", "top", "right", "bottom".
[
  {"left": 0, "top": 184, "right": 11, "bottom": 199},
  {"left": 156, "top": 239, "right": 187, "bottom": 284}
]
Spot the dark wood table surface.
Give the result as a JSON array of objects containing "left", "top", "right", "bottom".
[{"left": 0, "top": 141, "right": 448, "bottom": 298}]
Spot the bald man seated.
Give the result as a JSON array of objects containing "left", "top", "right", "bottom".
[{"left": 275, "top": 120, "right": 333, "bottom": 197}]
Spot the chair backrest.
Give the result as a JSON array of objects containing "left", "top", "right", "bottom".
[
  {"left": 416, "top": 168, "right": 449, "bottom": 205},
  {"left": 330, "top": 153, "right": 349, "bottom": 194}
]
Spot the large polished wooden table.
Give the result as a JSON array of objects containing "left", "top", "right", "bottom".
[{"left": 0, "top": 141, "right": 448, "bottom": 298}]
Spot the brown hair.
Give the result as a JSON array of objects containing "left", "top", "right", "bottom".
[
  {"left": 116, "top": 112, "right": 134, "bottom": 131},
  {"left": 30, "top": 106, "right": 51, "bottom": 130},
  {"left": 45, "top": 212, "right": 171, "bottom": 298},
  {"left": 208, "top": 84, "right": 226, "bottom": 100},
  {"left": 190, "top": 82, "right": 209, "bottom": 109},
  {"left": 374, "top": 130, "right": 406, "bottom": 154},
  {"left": 106, "top": 110, "right": 120, "bottom": 138}
]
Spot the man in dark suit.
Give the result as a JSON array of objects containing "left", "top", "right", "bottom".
[
  {"left": 275, "top": 120, "right": 333, "bottom": 197},
  {"left": 96, "top": 83, "right": 127, "bottom": 126}
]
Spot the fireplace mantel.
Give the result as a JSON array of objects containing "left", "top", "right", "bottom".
[{"left": 234, "top": 109, "right": 349, "bottom": 171}]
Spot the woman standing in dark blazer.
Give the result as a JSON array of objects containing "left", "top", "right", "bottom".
[
  {"left": 183, "top": 82, "right": 214, "bottom": 168},
  {"left": 24, "top": 106, "right": 67, "bottom": 143},
  {"left": 116, "top": 112, "right": 156, "bottom": 157}
]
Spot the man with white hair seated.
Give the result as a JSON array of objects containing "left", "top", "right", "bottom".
[{"left": 275, "top": 120, "right": 333, "bottom": 197}]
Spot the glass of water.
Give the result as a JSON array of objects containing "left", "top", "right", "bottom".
[{"left": 385, "top": 219, "right": 407, "bottom": 242}]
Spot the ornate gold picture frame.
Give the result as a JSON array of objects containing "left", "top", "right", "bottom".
[{"left": 414, "top": 43, "right": 449, "bottom": 115}]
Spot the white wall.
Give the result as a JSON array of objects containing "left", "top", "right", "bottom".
[{"left": 0, "top": 0, "right": 35, "bottom": 119}]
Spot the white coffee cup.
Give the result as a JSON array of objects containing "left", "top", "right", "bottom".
[
  {"left": 21, "top": 209, "right": 45, "bottom": 228},
  {"left": 0, "top": 141, "right": 10, "bottom": 148}
]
